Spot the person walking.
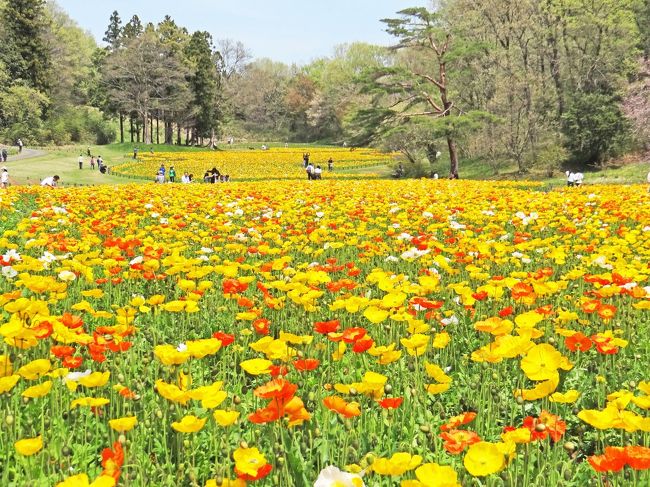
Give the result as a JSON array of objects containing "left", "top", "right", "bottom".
[
  {"left": 169, "top": 165, "right": 176, "bottom": 183},
  {"left": 328, "top": 158, "right": 333, "bottom": 171},
  {"left": 314, "top": 165, "right": 322, "bottom": 180},
  {"left": 1, "top": 167, "right": 10, "bottom": 189},
  {"left": 1, "top": 149, "right": 7, "bottom": 162},
  {"left": 90, "top": 156, "right": 96, "bottom": 170},
  {"left": 78, "top": 154, "right": 83, "bottom": 170},
  {"left": 17, "top": 139, "right": 23, "bottom": 153},
  {"left": 306, "top": 162, "right": 314, "bottom": 180}
]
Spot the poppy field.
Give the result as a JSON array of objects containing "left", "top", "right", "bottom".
[
  {"left": 0, "top": 178, "right": 649, "bottom": 486},
  {"left": 112, "top": 148, "right": 395, "bottom": 180}
]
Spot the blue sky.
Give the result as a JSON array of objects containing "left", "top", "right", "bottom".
[{"left": 56, "top": 0, "right": 429, "bottom": 64}]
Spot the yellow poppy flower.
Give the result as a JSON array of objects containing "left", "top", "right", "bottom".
[
  {"left": 520, "top": 344, "right": 562, "bottom": 381},
  {"left": 70, "top": 397, "right": 110, "bottom": 409},
  {"left": 17, "top": 359, "right": 51, "bottom": 380},
  {"left": 22, "top": 380, "right": 53, "bottom": 398},
  {"left": 549, "top": 390, "right": 581, "bottom": 403},
  {"left": 239, "top": 358, "right": 272, "bottom": 375},
  {"left": 171, "top": 415, "right": 207, "bottom": 433},
  {"left": 15, "top": 435, "right": 43, "bottom": 456},
  {"left": 372, "top": 452, "right": 422, "bottom": 476},
  {"left": 213, "top": 410, "right": 240, "bottom": 426},
  {"left": 463, "top": 442, "right": 506, "bottom": 477},
  {"left": 108, "top": 416, "right": 138, "bottom": 432},
  {"left": 0, "top": 374, "right": 20, "bottom": 394}
]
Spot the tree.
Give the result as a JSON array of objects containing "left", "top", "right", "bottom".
[
  {"left": 363, "top": 8, "right": 463, "bottom": 177},
  {"left": 562, "top": 93, "right": 632, "bottom": 165},
  {"left": 103, "top": 30, "right": 189, "bottom": 144},
  {"left": 2, "top": 0, "right": 51, "bottom": 91},
  {"left": 103, "top": 10, "right": 122, "bottom": 49},
  {"left": 185, "top": 31, "right": 221, "bottom": 146},
  {"left": 122, "top": 15, "right": 143, "bottom": 40}
]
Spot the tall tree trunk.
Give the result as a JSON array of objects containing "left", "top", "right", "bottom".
[
  {"left": 185, "top": 128, "right": 190, "bottom": 146},
  {"left": 119, "top": 113, "right": 124, "bottom": 144},
  {"left": 447, "top": 136, "right": 459, "bottom": 178},
  {"left": 130, "top": 117, "right": 134, "bottom": 143},
  {"left": 149, "top": 115, "right": 153, "bottom": 144},
  {"left": 176, "top": 124, "right": 181, "bottom": 145},
  {"left": 165, "top": 117, "right": 173, "bottom": 145},
  {"left": 156, "top": 116, "right": 160, "bottom": 145},
  {"left": 209, "top": 128, "right": 216, "bottom": 148},
  {"left": 143, "top": 111, "right": 150, "bottom": 145}
]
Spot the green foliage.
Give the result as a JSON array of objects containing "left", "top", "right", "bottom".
[
  {"left": 2, "top": 0, "right": 51, "bottom": 91},
  {"left": 562, "top": 93, "right": 633, "bottom": 165},
  {"left": 185, "top": 31, "right": 221, "bottom": 141},
  {"left": 43, "top": 106, "right": 117, "bottom": 145},
  {"left": 0, "top": 85, "right": 49, "bottom": 142}
]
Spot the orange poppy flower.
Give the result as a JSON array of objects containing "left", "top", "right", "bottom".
[
  {"left": 248, "top": 405, "right": 282, "bottom": 424},
  {"left": 596, "top": 303, "right": 616, "bottom": 321},
  {"left": 352, "top": 336, "right": 374, "bottom": 353},
  {"left": 254, "top": 378, "right": 297, "bottom": 401},
  {"left": 441, "top": 412, "right": 477, "bottom": 431},
  {"left": 625, "top": 446, "right": 650, "bottom": 470},
  {"left": 512, "top": 283, "right": 534, "bottom": 300},
  {"left": 212, "top": 331, "right": 235, "bottom": 346},
  {"left": 323, "top": 396, "right": 361, "bottom": 418},
  {"left": 314, "top": 320, "right": 340, "bottom": 334},
  {"left": 252, "top": 318, "right": 270, "bottom": 335},
  {"left": 440, "top": 429, "right": 481, "bottom": 454},
  {"left": 565, "top": 332, "right": 592, "bottom": 352},
  {"left": 293, "top": 359, "right": 320, "bottom": 371},
  {"left": 378, "top": 397, "right": 403, "bottom": 409},
  {"left": 51, "top": 345, "right": 75, "bottom": 358},
  {"left": 61, "top": 313, "right": 84, "bottom": 329},
  {"left": 341, "top": 327, "right": 367, "bottom": 343},
  {"left": 101, "top": 441, "right": 124, "bottom": 481},
  {"left": 581, "top": 299, "right": 601, "bottom": 314},
  {"left": 588, "top": 447, "right": 627, "bottom": 472},
  {"left": 62, "top": 356, "right": 83, "bottom": 369}
]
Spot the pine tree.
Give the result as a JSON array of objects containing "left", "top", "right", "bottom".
[
  {"left": 186, "top": 31, "right": 221, "bottom": 146},
  {"left": 3, "top": 0, "right": 51, "bottom": 91},
  {"left": 103, "top": 10, "right": 122, "bottom": 50},
  {"left": 122, "top": 15, "right": 143, "bottom": 40}
]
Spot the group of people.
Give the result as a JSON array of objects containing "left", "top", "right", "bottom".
[
  {"left": 303, "top": 153, "right": 333, "bottom": 180},
  {"left": 566, "top": 171, "right": 585, "bottom": 187},
  {"left": 203, "top": 167, "right": 230, "bottom": 183},
  {"left": 79, "top": 154, "right": 109, "bottom": 173},
  {"left": 155, "top": 163, "right": 228, "bottom": 184}
]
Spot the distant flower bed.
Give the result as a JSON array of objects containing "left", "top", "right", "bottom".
[{"left": 112, "top": 148, "right": 396, "bottom": 180}]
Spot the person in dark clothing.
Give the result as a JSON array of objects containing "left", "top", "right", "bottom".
[{"left": 210, "top": 167, "right": 220, "bottom": 183}]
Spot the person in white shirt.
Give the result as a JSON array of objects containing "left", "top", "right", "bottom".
[
  {"left": 181, "top": 172, "right": 190, "bottom": 183},
  {"left": 1, "top": 167, "right": 9, "bottom": 189},
  {"left": 155, "top": 171, "right": 165, "bottom": 184},
  {"left": 574, "top": 172, "right": 584, "bottom": 186},
  {"left": 314, "top": 165, "right": 322, "bottom": 180},
  {"left": 567, "top": 172, "right": 576, "bottom": 187},
  {"left": 306, "top": 163, "right": 314, "bottom": 180},
  {"left": 78, "top": 154, "right": 83, "bottom": 170},
  {"left": 41, "top": 175, "right": 60, "bottom": 188}
]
